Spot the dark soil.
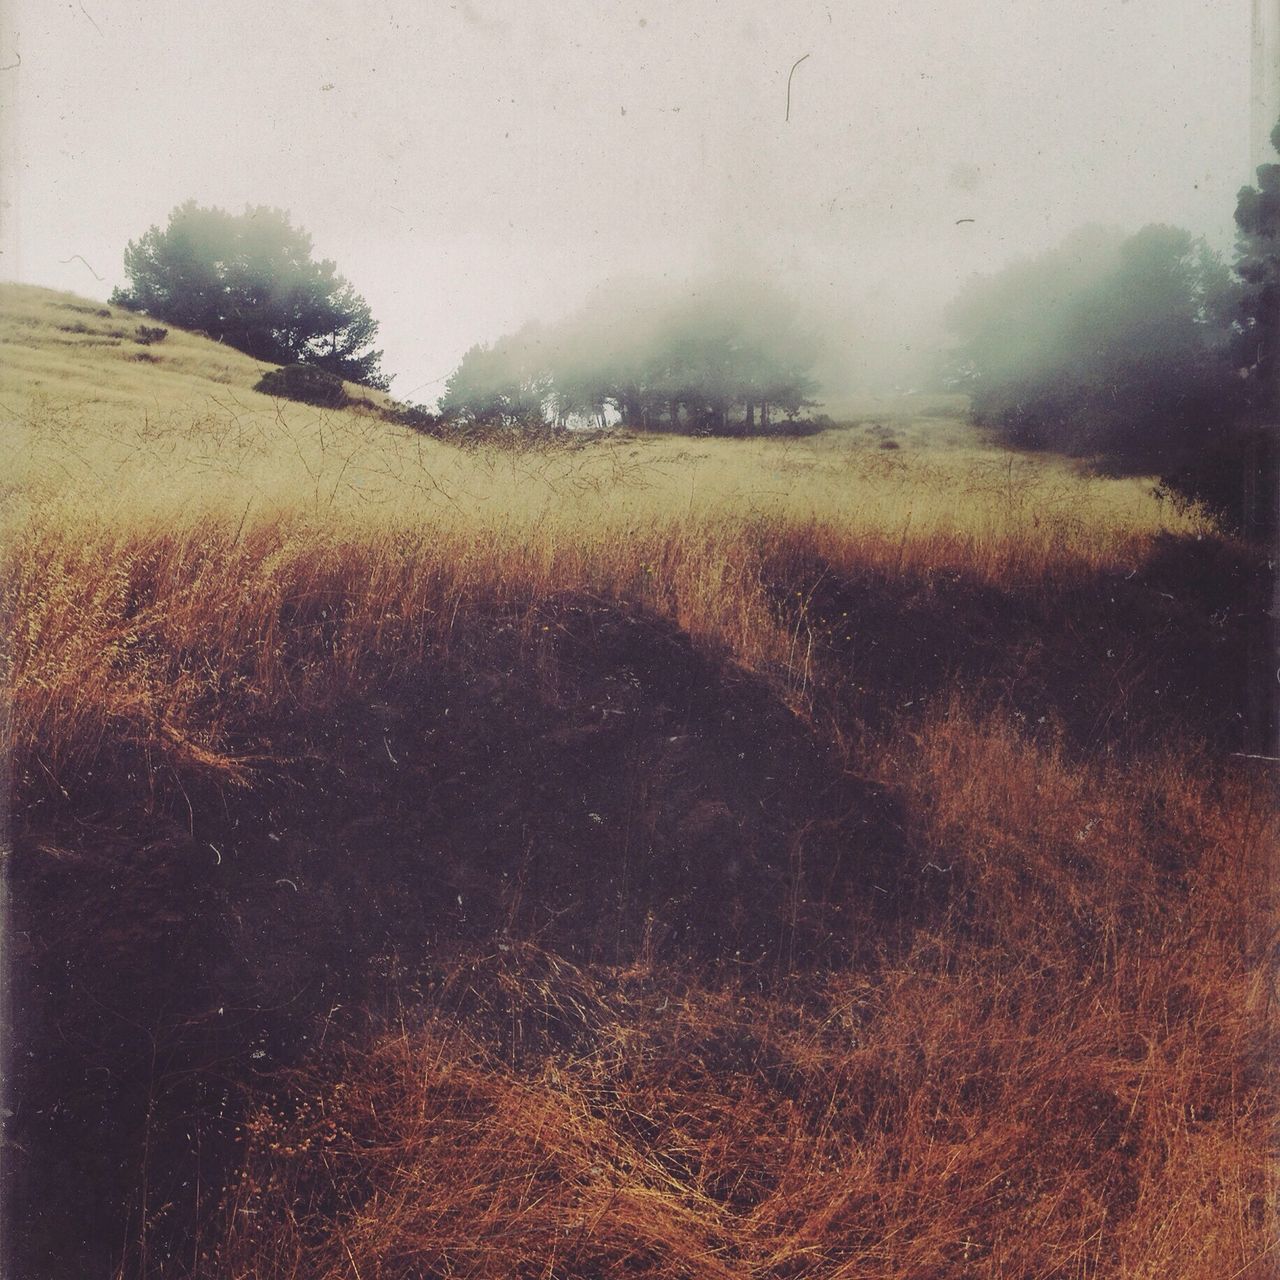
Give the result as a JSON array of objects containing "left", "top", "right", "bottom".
[{"left": 6, "top": 595, "right": 891, "bottom": 1277}]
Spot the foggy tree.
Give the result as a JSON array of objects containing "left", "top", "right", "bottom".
[
  {"left": 438, "top": 274, "right": 821, "bottom": 435},
  {"left": 942, "top": 225, "right": 1127, "bottom": 432},
  {"left": 625, "top": 282, "right": 820, "bottom": 432},
  {"left": 438, "top": 326, "right": 556, "bottom": 429},
  {"left": 1163, "top": 116, "right": 1279, "bottom": 536},
  {"left": 1232, "top": 119, "right": 1280, "bottom": 423},
  {"left": 945, "top": 223, "right": 1235, "bottom": 467},
  {"left": 946, "top": 118, "right": 1280, "bottom": 540},
  {"left": 111, "top": 201, "right": 389, "bottom": 389}
]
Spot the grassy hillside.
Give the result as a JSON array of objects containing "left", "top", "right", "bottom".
[{"left": 2, "top": 283, "right": 1276, "bottom": 1278}]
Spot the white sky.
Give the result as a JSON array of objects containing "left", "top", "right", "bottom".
[{"left": 0, "top": 0, "right": 1260, "bottom": 398}]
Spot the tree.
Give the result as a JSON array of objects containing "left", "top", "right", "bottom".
[
  {"left": 945, "top": 149, "right": 1280, "bottom": 540},
  {"left": 1169, "top": 116, "right": 1280, "bottom": 537},
  {"left": 437, "top": 274, "right": 822, "bottom": 436},
  {"left": 945, "top": 224, "right": 1235, "bottom": 468},
  {"left": 627, "top": 281, "right": 819, "bottom": 433},
  {"left": 111, "top": 201, "right": 389, "bottom": 389},
  {"left": 438, "top": 327, "right": 555, "bottom": 430},
  {"left": 1233, "top": 119, "right": 1280, "bottom": 423}
]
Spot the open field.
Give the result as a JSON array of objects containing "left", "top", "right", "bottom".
[
  {"left": 1, "top": 287, "right": 1219, "bottom": 789},
  {"left": 2, "top": 284, "right": 1276, "bottom": 1278}
]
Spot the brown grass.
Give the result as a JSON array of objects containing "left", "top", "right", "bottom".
[
  {"left": 216, "top": 714, "right": 1278, "bottom": 1279},
  {"left": 3, "top": 284, "right": 1275, "bottom": 1278}
]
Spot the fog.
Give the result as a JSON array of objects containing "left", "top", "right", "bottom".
[{"left": 1, "top": 1, "right": 1261, "bottom": 403}]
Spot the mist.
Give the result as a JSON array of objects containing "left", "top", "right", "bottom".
[
  {"left": 437, "top": 270, "right": 836, "bottom": 430},
  {"left": 1, "top": 0, "right": 1260, "bottom": 399}
]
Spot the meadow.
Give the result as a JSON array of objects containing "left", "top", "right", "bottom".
[{"left": 2, "top": 284, "right": 1275, "bottom": 1278}]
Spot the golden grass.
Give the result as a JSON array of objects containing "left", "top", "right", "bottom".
[
  {"left": 2, "top": 284, "right": 1216, "bottom": 799},
  {"left": 3, "top": 284, "right": 1273, "bottom": 1279},
  {"left": 2, "top": 461, "right": 1215, "bottom": 802}
]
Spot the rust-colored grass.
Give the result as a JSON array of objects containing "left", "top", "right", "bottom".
[
  {"left": 217, "top": 715, "right": 1278, "bottom": 1279},
  {"left": 3, "top": 284, "right": 1274, "bottom": 1278}
]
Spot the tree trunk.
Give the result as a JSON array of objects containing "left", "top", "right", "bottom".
[{"left": 744, "top": 401, "right": 755, "bottom": 431}]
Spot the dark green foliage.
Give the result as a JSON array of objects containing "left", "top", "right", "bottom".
[
  {"left": 111, "top": 201, "right": 388, "bottom": 390},
  {"left": 255, "top": 363, "right": 350, "bottom": 409},
  {"left": 947, "top": 224, "right": 1237, "bottom": 466},
  {"left": 1176, "top": 120, "right": 1280, "bottom": 537},
  {"left": 133, "top": 324, "right": 168, "bottom": 345},
  {"left": 1232, "top": 120, "right": 1280, "bottom": 424},
  {"left": 947, "top": 123, "right": 1280, "bottom": 540},
  {"left": 1155, "top": 425, "right": 1277, "bottom": 538},
  {"left": 1166, "top": 121, "right": 1279, "bottom": 537}
]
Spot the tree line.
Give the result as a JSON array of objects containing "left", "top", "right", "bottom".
[
  {"left": 111, "top": 121, "right": 1278, "bottom": 534},
  {"left": 437, "top": 275, "right": 820, "bottom": 435},
  {"left": 112, "top": 206, "right": 822, "bottom": 437},
  {"left": 946, "top": 121, "right": 1278, "bottom": 536}
]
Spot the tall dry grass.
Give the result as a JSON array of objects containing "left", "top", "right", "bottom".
[
  {"left": 3, "top": 284, "right": 1274, "bottom": 1278},
  {"left": 215, "top": 712, "right": 1279, "bottom": 1279},
  {"left": 2, "top": 287, "right": 1217, "bottom": 802}
]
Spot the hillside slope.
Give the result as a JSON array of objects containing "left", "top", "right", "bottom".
[{"left": 2, "top": 284, "right": 1276, "bottom": 1279}]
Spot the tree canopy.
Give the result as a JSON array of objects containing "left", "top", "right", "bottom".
[
  {"left": 1232, "top": 119, "right": 1280, "bottom": 424},
  {"left": 111, "top": 201, "right": 389, "bottom": 389},
  {"left": 439, "top": 274, "right": 821, "bottom": 435},
  {"left": 944, "top": 118, "right": 1280, "bottom": 539},
  {"left": 945, "top": 223, "right": 1236, "bottom": 467}
]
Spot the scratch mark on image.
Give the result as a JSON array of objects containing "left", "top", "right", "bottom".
[
  {"left": 78, "top": 1, "right": 103, "bottom": 36},
  {"left": 786, "top": 53, "right": 810, "bottom": 123},
  {"left": 59, "top": 254, "right": 103, "bottom": 280}
]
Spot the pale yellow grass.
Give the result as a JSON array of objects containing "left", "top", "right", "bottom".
[
  {"left": 2, "top": 284, "right": 1209, "bottom": 580},
  {"left": 3, "top": 290, "right": 1274, "bottom": 1280},
  {"left": 1, "top": 283, "right": 1218, "bottom": 793}
]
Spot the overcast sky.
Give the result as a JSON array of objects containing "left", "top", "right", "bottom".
[{"left": 0, "top": 0, "right": 1261, "bottom": 398}]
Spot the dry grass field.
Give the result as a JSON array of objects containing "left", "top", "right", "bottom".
[{"left": 2, "top": 283, "right": 1276, "bottom": 1278}]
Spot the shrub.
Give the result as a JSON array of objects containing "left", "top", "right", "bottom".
[
  {"left": 134, "top": 324, "right": 168, "bottom": 346},
  {"left": 759, "top": 413, "right": 828, "bottom": 438},
  {"left": 255, "top": 363, "right": 349, "bottom": 409},
  {"left": 1156, "top": 423, "right": 1278, "bottom": 539},
  {"left": 385, "top": 401, "right": 446, "bottom": 434}
]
